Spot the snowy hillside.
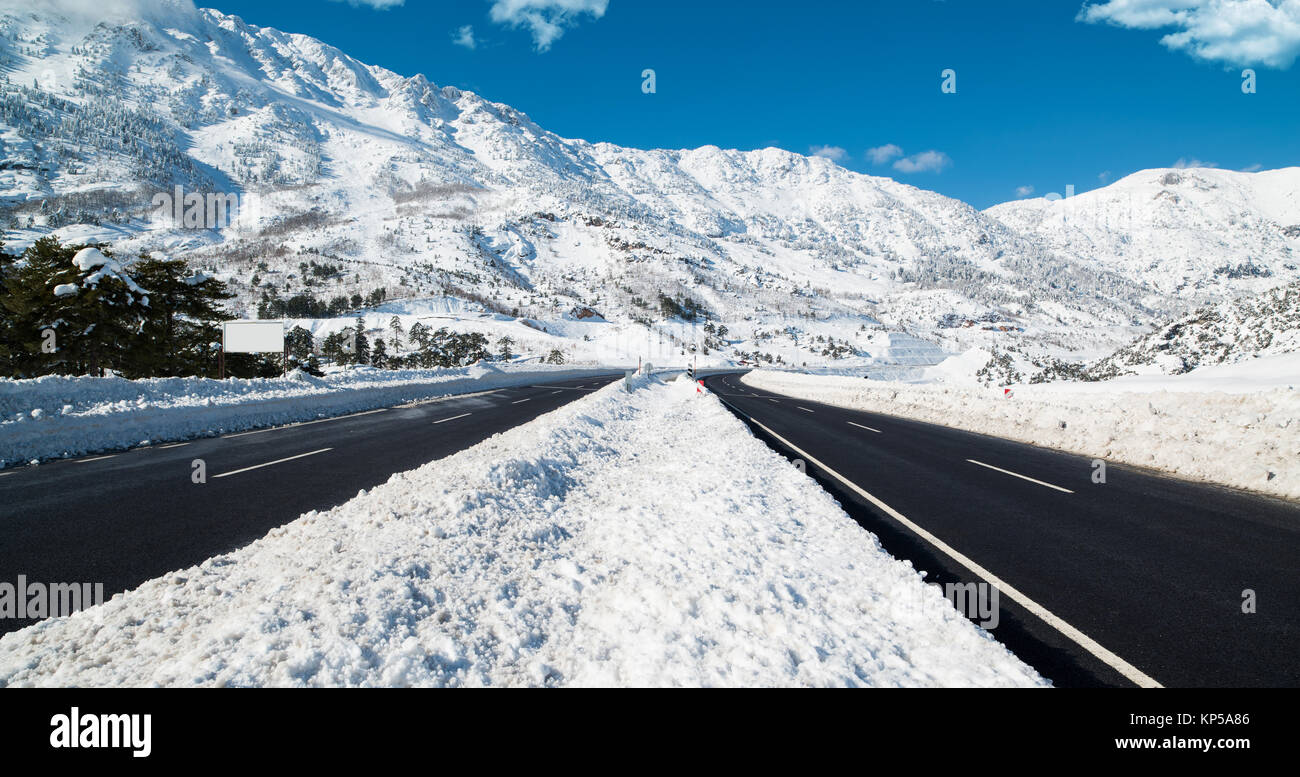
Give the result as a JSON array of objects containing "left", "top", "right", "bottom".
[
  {"left": 1088, "top": 280, "right": 1300, "bottom": 379},
  {"left": 1, "top": 2, "right": 1298, "bottom": 369},
  {"left": 988, "top": 168, "right": 1300, "bottom": 306}
]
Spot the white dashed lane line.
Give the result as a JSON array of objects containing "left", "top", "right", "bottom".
[
  {"left": 967, "top": 459, "right": 1075, "bottom": 494},
  {"left": 75, "top": 455, "right": 118, "bottom": 464},
  {"left": 797, "top": 406, "right": 814, "bottom": 413},
  {"left": 222, "top": 408, "right": 388, "bottom": 439},
  {"left": 512, "top": 398, "right": 531, "bottom": 404},
  {"left": 433, "top": 413, "right": 472, "bottom": 425},
  {"left": 848, "top": 421, "right": 882, "bottom": 434},
  {"left": 213, "top": 448, "right": 334, "bottom": 480},
  {"left": 158, "top": 442, "right": 191, "bottom": 449}
]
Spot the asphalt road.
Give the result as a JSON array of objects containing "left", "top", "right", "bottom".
[
  {"left": 0, "top": 374, "right": 620, "bottom": 635},
  {"left": 706, "top": 372, "right": 1300, "bottom": 688}
]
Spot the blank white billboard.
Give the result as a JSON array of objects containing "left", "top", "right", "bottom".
[{"left": 223, "top": 321, "right": 285, "bottom": 354}]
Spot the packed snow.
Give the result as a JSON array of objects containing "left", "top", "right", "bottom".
[
  {"left": 743, "top": 363, "right": 1300, "bottom": 501},
  {"left": 0, "top": 363, "right": 616, "bottom": 468},
  {"left": 0, "top": 375, "right": 1046, "bottom": 688}
]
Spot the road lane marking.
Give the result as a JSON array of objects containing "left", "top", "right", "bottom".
[
  {"left": 223, "top": 408, "right": 388, "bottom": 438},
  {"left": 396, "top": 390, "right": 499, "bottom": 408},
  {"left": 848, "top": 422, "right": 882, "bottom": 434},
  {"left": 717, "top": 398, "right": 1161, "bottom": 689},
  {"left": 551, "top": 391, "right": 563, "bottom": 395},
  {"left": 967, "top": 459, "right": 1074, "bottom": 494},
  {"left": 797, "top": 406, "right": 814, "bottom": 413},
  {"left": 512, "top": 398, "right": 531, "bottom": 404},
  {"left": 0, "top": 471, "right": 13, "bottom": 477},
  {"left": 433, "top": 413, "right": 472, "bottom": 425},
  {"left": 158, "top": 442, "right": 191, "bottom": 449},
  {"left": 223, "top": 427, "right": 273, "bottom": 439},
  {"left": 768, "top": 398, "right": 779, "bottom": 403},
  {"left": 76, "top": 455, "right": 118, "bottom": 463},
  {"left": 213, "top": 448, "right": 333, "bottom": 479}
]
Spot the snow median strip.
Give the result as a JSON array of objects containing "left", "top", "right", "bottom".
[{"left": 0, "top": 375, "right": 1045, "bottom": 688}]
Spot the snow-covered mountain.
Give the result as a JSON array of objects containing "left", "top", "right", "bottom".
[
  {"left": 1087, "top": 280, "right": 1300, "bottom": 378},
  {"left": 988, "top": 167, "right": 1300, "bottom": 307},
  {"left": 2, "top": 1, "right": 1298, "bottom": 368}
]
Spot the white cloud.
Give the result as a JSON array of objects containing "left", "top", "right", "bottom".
[
  {"left": 893, "top": 150, "right": 952, "bottom": 174},
  {"left": 488, "top": 0, "right": 609, "bottom": 52},
  {"left": 810, "top": 145, "right": 849, "bottom": 162},
  {"left": 866, "top": 144, "right": 904, "bottom": 165},
  {"left": 1015, "top": 185, "right": 1036, "bottom": 198},
  {"left": 453, "top": 25, "right": 477, "bottom": 49},
  {"left": 1098, "top": 170, "right": 1113, "bottom": 183},
  {"left": 1241, "top": 162, "right": 1264, "bottom": 171},
  {"left": 1079, "top": 0, "right": 1300, "bottom": 68},
  {"left": 1172, "top": 157, "right": 1218, "bottom": 168},
  {"left": 328, "top": 0, "right": 406, "bottom": 8}
]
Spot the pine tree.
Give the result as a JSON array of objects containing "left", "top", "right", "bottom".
[
  {"left": 352, "top": 316, "right": 370, "bottom": 365},
  {"left": 128, "top": 256, "right": 234, "bottom": 378},
  {"left": 321, "top": 331, "right": 348, "bottom": 365},
  {"left": 284, "top": 325, "right": 315, "bottom": 362}
]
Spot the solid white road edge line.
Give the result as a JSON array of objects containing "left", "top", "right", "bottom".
[
  {"left": 967, "top": 459, "right": 1075, "bottom": 494},
  {"left": 848, "top": 421, "right": 882, "bottom": 434},
  {"left": 213, "top": 448, "right": 334, "bottom": 479},
  {"left": 719, "top": 399, "right": 1162, "bottom": 689},
  {"left": 433, "top": 413, "right": 472, "bottom": 425}
]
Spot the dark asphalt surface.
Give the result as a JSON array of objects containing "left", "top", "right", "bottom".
[
  {"left": 706, "top": 372, "right": 1300, "bottom": 688},
  {"left": 0, "top": 374, "right": 620, "bottom": 634}
]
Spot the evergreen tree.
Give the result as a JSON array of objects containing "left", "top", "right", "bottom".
[
  {"left": 352, "top": 316, "right": 370, "bottom": 365},
  {"left": 371, "top": 338, "right": 388, "bottom": 369},
  {"left": 321, "top": 331, "right": 348, "bottom": 365},
  {"left": 128, "top": 257, "right": 234, "bottom": 378},
  {"left": 408, "top": 322, "right": 430, "bottom": 348},
  {"left": 284, "top": 325, "right": 315, "bottom": 362},
  {"left": 388, "top": 315, "right": 404, "bottom": 352}
]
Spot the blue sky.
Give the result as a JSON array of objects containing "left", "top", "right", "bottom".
[{"left": 208, "top": 0, "right": 1300, "bottom": 208}]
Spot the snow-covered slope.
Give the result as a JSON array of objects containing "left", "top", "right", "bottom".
[
  {"left": 988, "top": 168, "right": 1300, "bottom": 306},
  {"left": 1088, "top": 280, "right": 1300, "bottom": 378},
  {"left": 2, "top": 2, "right": 1298, "bottom": 369}
]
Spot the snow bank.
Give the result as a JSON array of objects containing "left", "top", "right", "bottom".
[
  {"left": 743, "top": 369, "right": 1300, "bottom": 501},
  {"left": 0, "top": 364, "right": 614, "bottom": 468},
  {"left": 0, "top": 375, "right": 1044, "bottom": 688}
]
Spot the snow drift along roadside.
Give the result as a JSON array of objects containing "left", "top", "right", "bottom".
[
  {"left": 0, "top": 364, "right": 614, "bottom": 468},
  {"left": 0, "top": 376, "right": 1045, "bottom": 688},
  {"left": 743, "top": 370, "right": 1300, "bottom": 501}
]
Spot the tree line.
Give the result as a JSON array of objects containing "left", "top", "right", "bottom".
[{"left": 0, "top": 237, "right": 240, "bottom": 379}]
